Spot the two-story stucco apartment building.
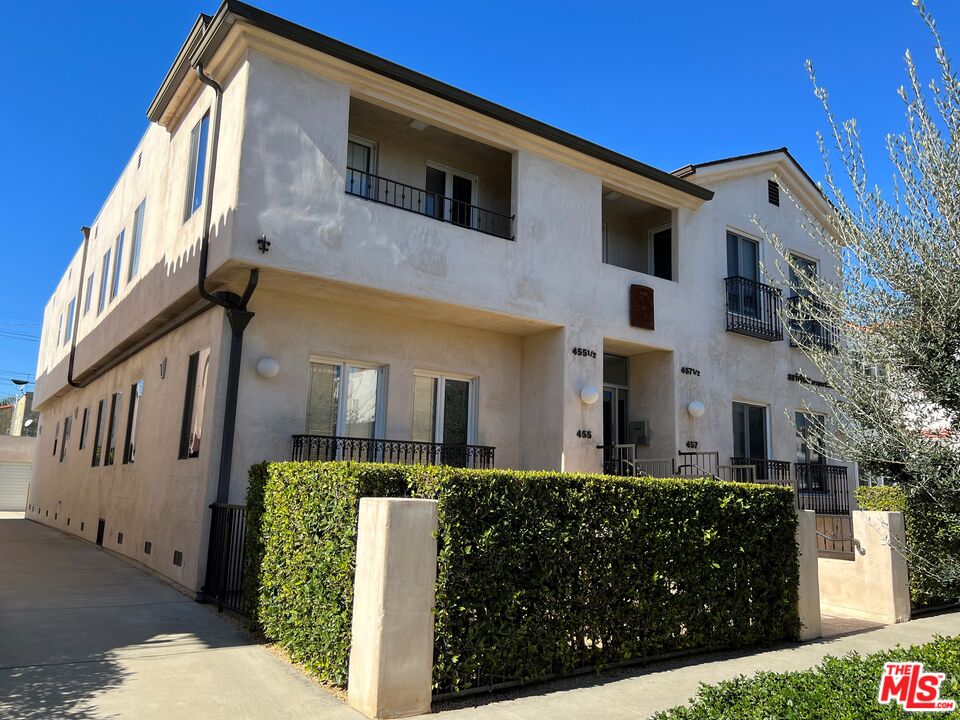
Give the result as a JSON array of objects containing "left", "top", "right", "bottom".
[{"left": 27, "top": 1, "right": 854, "bottom": 595}]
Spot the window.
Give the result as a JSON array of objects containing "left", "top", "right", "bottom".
[
  {"left": 110, "top": 230, "right": 125, "bottom": 301},
  {"left": 306, "top": 360, "right": 384, "bottom": 440},
  {"left": 768, "top": 179, "right": 780, "bottom": 206},
  {"left": 346, "top": 137, "right": 377, "bottom": 198},
  {"left": 91, "top": 400, "right": 105, "bottom": 466},
  {"left": 184, "top": 113, "right": 210, "bottom": 220},
  {"left": 64, "top": 299, "right": 75, "bottom": 344},
  {"left": 52, "top": 421, "right": 60, "bottom": 456},
  {"left": 56, "top": 314, "right": 63, "bottom": 347},
  {"left": 795, "top": 412, "right": 825, "bottom": 465},
  {"left": 412, "top": 372, "right": 476, "bottom": 454},
  {"left": 128, "top": 200, "right": 146, "bottom": 281},
  {"left": 123, "top": 380, "right": 143, "bottom": 464},
  {"left": 425, "top": 162, "right": 477, "bottom": 228},
  {"left": 97, "top": 249, "right": 111, "bottom": 315},
  {"left": 788, "top": 253, "right": 817, "bottom": 296},
  {"left": 726, "top": 231, "right": 760, "bottom": 317},
  {"left": 78, "top": 407, "right": 89, "bottom": 449},
  {"left": 733, "top": 402, "right": 768, "bottom": 462},
  {"left": 83, "top": 273, "right": 94, "bottom": 315},
  {"left": 104, "top": 391, "right": 122, "bottom": 466},
  {"left": 180, "top": 347, "right": 211, "bottom": 458},
  {"left": 59, "top": 416, "right": 71, "bottom": 463}
]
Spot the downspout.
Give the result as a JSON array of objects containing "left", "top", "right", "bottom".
[
  {"left": 67, "top": 227, "right": 91, "bottom": 388},
  {"left": 195, "top": 63, "right": 260, "bottom": 505}
]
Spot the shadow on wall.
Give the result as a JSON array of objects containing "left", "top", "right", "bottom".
[{"left": 0, "top": 518, "right": 253, "bottom": 719}]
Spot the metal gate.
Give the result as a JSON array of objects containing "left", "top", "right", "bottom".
[{"left": 202, "top": 503, "right": 251, "bottom": 615}]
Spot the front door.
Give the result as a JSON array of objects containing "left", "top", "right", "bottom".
[
  {"left": 424, "top": 163, "right": 477, "bottom": 227},
  {"left": 602, "top": 386, "right": 629, "bottom": 472}
]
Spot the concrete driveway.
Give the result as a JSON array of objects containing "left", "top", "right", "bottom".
[{"left": 0, "top": 516, "right": 362, "bottom": 720}]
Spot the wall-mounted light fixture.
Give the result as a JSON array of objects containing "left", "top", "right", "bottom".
[
  {"left": 687, "top": 400, "right": 705, "bottom": 418},
  {"left": 256, "top": 356, "right": 280, "bottom": 378},
  {"left": 580, "top": 385, "right": 600, "bottom": 405},
  {"left": 159, "top": 358, "right": 167, "bottom": 380}
]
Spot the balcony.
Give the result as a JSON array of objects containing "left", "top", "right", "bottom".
[
  {"left": 346, "top": 168, "right": 514, "bottom": 240},
  {"left": 786, "top": 296, "right": 837, "bottom": 351},
  {"left": 291, "top": 434, "right": 495, "bottom": 469},
  {"left": 725, "top": 276, "right": 784, "bottom": 341},
  {"left": 794, "top": 462, "right": 850, "bottom": 514}
]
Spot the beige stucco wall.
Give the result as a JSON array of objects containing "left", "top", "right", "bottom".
[
  {"left": 0, "top": 435, "right": 36, "bottom": 465},
  {"left": 27, "top": 308, "right": 229, "bottom": 592}
]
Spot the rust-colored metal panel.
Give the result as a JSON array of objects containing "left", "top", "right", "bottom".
[{"left": 630, "top": 284, "right": 654, "bottom": 330}]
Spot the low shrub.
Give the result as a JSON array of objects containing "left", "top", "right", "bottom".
[
  {"left": 856, "top": 485, "right": 960, "bottom": 608},
  {"left": 247, "top": 463, "right": 800, "bottom": 693},
  {"left": 653, "top": 634, "right": 960, "bottom": 719}
]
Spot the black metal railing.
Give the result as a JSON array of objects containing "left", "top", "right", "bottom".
[
  {"left": 731, "top": 457, "right": 792, "bottom": 484},
  {"left": 346, "top": 167, "right": 514, "bottom": 240},
  {"left": 599, "top": 444, "right": 676, "bottom": 478},
  {"left": 202, "top": 503, "right": 250, "bottom": 615},
  {"left": 795, "top": 462, "right": 850, "bottom": 514},
  {"left": 677, "top": 450, "right": 720, "bottom": 478},
  {"left": 291, "top": 434, "right": 496, "bottom": 469},
  {"left": 725, "top": 276, "right": 783, "bottom": 341},
  {"left": 786, "top": 295, "right": 837, "bottom": 351}
]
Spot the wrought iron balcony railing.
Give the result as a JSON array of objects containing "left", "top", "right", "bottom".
[
  {"left": 794, "top": 462, "right": 850, "bottom": 515},
  {"left": 786, "top": 295, "right": 838, "bottom": 351},
  {"left": 291, "top": 434, "right": 495, "bottom": 469},
  {"left": 725, "top": 276, "right": 784, "bottom": 341},
  {"left": 346, "top": 167, "right": 514, "bottom": 240},
  {"left": 730, "top": 457, "right": 792, "bottom": 484}
]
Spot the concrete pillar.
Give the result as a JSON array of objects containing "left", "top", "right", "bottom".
[
  {"left": 348, "top": 498, "right": 438, "bottom": 719},
  {"left": 818, "top": 510, "right": 911, "bottom": 624},
  {"left": 796, "top": 509, "right": 822, "bottom": 640}
]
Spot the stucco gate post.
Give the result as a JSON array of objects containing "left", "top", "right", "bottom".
[{"left": 348, "top": 497, "right": 439, "bottom": 719}]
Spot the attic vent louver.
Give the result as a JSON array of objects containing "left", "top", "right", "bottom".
[{"left": 768, "top": 179, "right": 780, "bottom": 206}]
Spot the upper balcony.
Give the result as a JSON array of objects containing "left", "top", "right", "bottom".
[
  {"left": 347, "top": 98, "right": 514, "bottom": 241},
  {"left": 601, "top": 189, "right": 676, "bottom": 281},
  {"left": 724, "top": 276, "right": 784, "bottom": 341}
]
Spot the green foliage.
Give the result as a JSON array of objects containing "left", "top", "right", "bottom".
[
  {"left": 247, "top": 462, "right": 801, "bottom": 693},
  {"left": 856, "top": 486, "right": 908, "bottom": 514},
  {"left": 653, "top": 635, "right": 960, "bottom": 719},
  {"left": 855, "top": 484, "right": 960, "bottom": 608},
  {"left": 245, "top": 462, "right": 408, "bottom": 685}
]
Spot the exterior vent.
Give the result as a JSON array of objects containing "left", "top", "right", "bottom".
[
  {"left": 81, "top": 521, "right": 85, "bottom": 531},
  {"left": 173, "top": 550, "right": 183, "bottom": 567},
  {"left": 117, "top": 532, "right": 124, "bottom": 544},
  {"left": 67, "top": 518, "right": 70, "bottom": 526},
  {"left": 144, "top": 541, "right": 152, "bottom": 555},
  {"left": 768, "top": 179, "right": 780, "bottom": 206}
]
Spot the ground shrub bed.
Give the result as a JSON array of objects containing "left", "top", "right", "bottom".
[
  {"left": 246, "top": 462, "right": 800, "bottom": 693},
  {"left": 856, "top": 485, "right": 960, "bottom": 608},
  {"left": 652, "top": 635, "right": 960, "bottom": 719}
]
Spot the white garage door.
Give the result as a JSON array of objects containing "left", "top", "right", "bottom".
[{"left": 0, "top": 463, "right": 31, "bottom": 511}]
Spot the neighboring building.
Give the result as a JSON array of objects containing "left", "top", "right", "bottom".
[
  {"left": 27, "top": 1, "right": 855, "bottom": 595},
  {"left": 10, "top": 392, "right": 39, "bottom": 437},
  {"left": 0, "top": 435, "right": 35, "bottom": 512},
  {"left": 0, "top": 404, "right": 12, "bottom": 436}
]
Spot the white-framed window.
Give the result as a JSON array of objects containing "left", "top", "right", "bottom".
[
  {"left": 83, "top": 273, "right": 94, "bottom": 315},
  {"left": 64, "top": 299, "right": 75, "bottom": 344},
  {"left": 306, "top": 358, "right": 386, "bottom": 439},
  {"left": 726, "top": 229, "right": 762, "bottom": 317},
  {"left": 179, "top": 347, "right": 211, "bottom": 459},
  {"left": 424, "top": 161, "right": 478, "bottom": 228},
  {"left": 345, "top": 135, "right": 378, "bottom": 199},
  {"left": 110, "top": 230, "right": 125, "bottom": 301},
  {"left": 97, "top": 249, "right": 111, "bottom": 315},
  {"left": 412, "top": 371, "right": 477, "bottom": 446},
  {"left": 128, "top": 199, "right": 146, "bottom": 281},
  {"left": 184, "top": 113, "right": 210, "bottom": 221},
  {"left": 732, "top": 400, "right": 769, "bottom": 462}
]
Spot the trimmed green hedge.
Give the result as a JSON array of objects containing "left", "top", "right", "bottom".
[
  {"left": 246, "top": 463, "right": 800, "bottom": 692},
  {"left": 653, "top": 634, "right": 960, "bottom": 719},
  {"left": 856, "top": 485, "right": 960, "bottom": 607}
]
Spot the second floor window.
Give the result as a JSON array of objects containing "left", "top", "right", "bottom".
[
  {"left": 796, "top": 412, "right": 826, "bottom": 466},
  {"left": 97, "top": 249, "right": 111, "bottom": 315},
  {"left": 111, "top": 230, "right": 125, "bottom": 301},
  {"left": 84, "top": 273, "right": 94, "bottom": 315},
  {"left": 104, "top": 391, "right": 122, "bottom": 466},
  {"left": 180, "top": 347, "right": 211, "bottom": 458},
  {"left": 91, "top": 399, "right": 105, "bottom": 466},
  {"left": 129, "top": 200, "right": 146, "bottom": 281},
  {"left": 59, "top": 416, "right": 71, "bottom": 463},
  {"left": 124, "top": 380, "right": 143, "bottom": 464},
  {"left": 64, "top": 299, "right": 75, "bottom": 344},
  {"left": 726, "top": 231, "right": 760, "bottom": 316},
  {"left": 184, "top": 113, "right": 210, "bottom": 220},
  {"left": 78, "top": 407, "right": 89, "bottom": 450}
]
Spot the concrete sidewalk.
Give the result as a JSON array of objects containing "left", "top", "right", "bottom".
[
  {"left": 0, "top": 516, "right": 363, "bottom": 720},
  {"left": 431, "top": 612, "right": 960, "bottom": 719}
]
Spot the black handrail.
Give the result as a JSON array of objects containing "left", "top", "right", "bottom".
[
  {"left": 731, "top": 457, "right": 791, "bottom": 484},
  {"left": 345, "top": 167, "right": 514, "bottom": 240},
  {"left": 786, "top": 295, "right": 837, "bottom": 351},
  {"left": 291, "top": 434, "right": 495, "bottom": 469},
  {"left": 725, "top": 276, "right": 783, "bottom": 341}
]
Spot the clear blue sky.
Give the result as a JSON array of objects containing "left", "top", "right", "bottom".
[{"left": 0, "top": 0, "right": 956, "bottom": 393}]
